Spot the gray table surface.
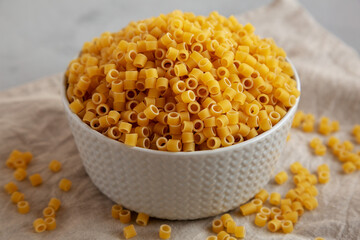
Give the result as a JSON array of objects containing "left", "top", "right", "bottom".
[{"left": 0, "top": 0, "right": 359, "bottom": 91}]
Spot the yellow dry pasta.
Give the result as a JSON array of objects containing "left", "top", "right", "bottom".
[
  {"left": 124, "top": 133, "right": 138, "bottom": 147},
  {"left": 318, "top": 171, "right": 330, "bottom": 184},
  {"left": 283, "top": 211, "right": 298, "bottom": 224},
  {"left": 342, "top": 140, "right": 354, "bottom": 151},
  {"left": 254, "top": 212, "right": 268, "bottom": 227},
  {"left": 251, "top": 198, "right": 263, "bottom": 211},
  {"left": 302, "top": 118, "right": 315, "bottom": 132},
  {"left": 33, "top": 218, "right": 47, "bottom": 233},
  {"left": 255, "top": 189, "right": 269, "bottom": 203},
  {"left": 123, "top": 224, "right": 137, "bottom": 239},
  {"left": 269, "top": 192, "right": 281, "bottom": 205},
  {"left": 342, "top": 161, "right": 356, "bottom": 174},
  {"left": 314, "top": 144, "right": 327, "bottom": 156},
  {"left": 49, "top": 160, "right": 62, "bottom": 173},
  {"left": 212, "top": 219, "right": 224, "bottom": 234},
  {"left": 136, "top": 212, "right": 149, "bottom": 226},
  {"left": 268, "top": 219, "right": 281, "bottom": 232},
  {"left": 270, "top": 207, "right": 282, "bottom": 219},
  {"left": 303, "top": 197, "right": 318, "bottom": 211},
  {"left": 48, "top": 198, "right": 61, "bottom": 211},
  {"left": 217, "top": 231, "right": 230, "bottom": 240},
  {"left": 206, "top": 236, "right": 217, "bottom": 240},
  {"left": 65, "top": 11, "right": 299, "bottom": 152},
  {"left": 310, "top": 137, "right": 322, "bottom": 149},
  {"left": 234, "top": 226, "right": 246, "bottom": 238},
  {"left": 292, "top": 111, "right": 304, "bottom": 127},
  {"left": 13, "top": 158, "right": 27, "bottom": 169},
  {"left": 331, "top": 121, "right": 340, "bottom": 132},
  {"left": 17, "top": 201, "right": 30, "bottom": 214},
  {"left": 13, "top": 168, "right": 27, "bottom": 181},
  {"left": 59, "top": 178, "right": 72, "bottom": 192},
  {"left": 4, "top": 182, "right": 18, "bottom": 194},
  {"left": 291, "top": 201, "right": 304, "bottom": 216},
  {"left": 44, "top": 217, "right": 57, "bottom": 231},
  {"left": 29, "top": 173, "right": 43, "bottom": 187},
  {"left": 281, "top": 220, "right": 294, "bottom": 233},
  {"left": 259, "top": 206, "right": 271, "bottom": 219},
  {"left": 43, "top": 206, "right": 56, "bottom": 218},
  {"left": 11, "top": 191, "right": 24, "bottom": 204},
  {"left": 220, "top": 213, "right": 234, "bottom": 227},
  {"left": 290, "top": 161, "right": 303, "bottom": 174},
  {"left": 274, "top": 171, "right": 288, "bottom": 184},
  {"left": 226, "top": 221, "right": 236, "bottom": 234},
  {"left": 239, "top": 202, "right": 257, "bottom": 216},
  {"left": 159, "top": 224, "right": 171, "bottom": 239},
  {"left": 317, "top": 164, "right": 330, "bottom": 173},
  {"left": 111, "top": 204, "right": 123, "bottom": 219},
  {"left": 119, "top": 209, "right": 131, "bottom": 224}
]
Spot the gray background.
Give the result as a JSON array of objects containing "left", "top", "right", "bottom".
[{"left": 0, "top": 0, "right": 359, "bottom": 91}]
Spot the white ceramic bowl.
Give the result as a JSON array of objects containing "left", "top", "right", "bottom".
[{"left": 61, "top": 59, "right": 300, "bottom": 220}]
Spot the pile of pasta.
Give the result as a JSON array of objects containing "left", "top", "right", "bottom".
[{"left": 65, "top": 10, "right": 299, "bottom": 152}]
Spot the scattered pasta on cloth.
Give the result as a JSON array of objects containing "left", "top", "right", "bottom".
[{"left": 1, "top": 0, "right": 360, "bottom": 239}]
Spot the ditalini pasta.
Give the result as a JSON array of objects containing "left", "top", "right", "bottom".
[
  {"left": 112, "top": 204, "right": 123, "bottom": 219},
  {"left": 226, "top": 221, "right": 236, "bottom": 234},
  {"left": 17, "top": 201, "right": 30, "bottom": 214},
  {"left": 251, "top": 199, "right": 263, "bottom": 211},
  {"left": 269, "top": 192, "right": 281, "bottom": 205},
  {"left": 267, "top": 219, "right": 281, "bottom": 232},
  {"left": 4, "top": 182, "right": 18, "bottom": 194},
  {"left": 59, "top": 178, "right": 72, "bottom": 192},
  {"left": 255, "top": 189, "right": 269, "bottom": 202},
  {"left": 49, "top": 160, "right": 62, "bottom": 172},
  {"left": 211, "top": 219, "right": 224, "bottom": 233},
  {"left": 239, "top": 202, "right": 257, "bottom": 216},
  {"left": 65, "top": 11, "right": 299, "bottom": 151},
  {"left": 43, "top": 207, "right": 56, "bottom": 218},
  {"left": 11, "top": 191, "right": 24, "bottom": 204},
  {"left": 274, "top": 171, "right": 288, "bottom": 184},
  {"left": 13, "top": 168, "right": 27, "bottom": 181},
  {"left": 254, "top": 213, "right": 268, "bottom": 227},
  {"left": 159, "top": 224, "right": 171, "bottom": 239},
  {"left": 119, "top": 210, "right": 131, "bottom": 224},
  {"left": 234, "top": 226, "right": 246, "bottom": 238},
  {"left": 220, "top": 213, "right": 234, "bottom": 227},
  {"left": 29, "top": 173, "right": 43, "bottom": 187},
  {"left": 48, "top": 198, "right": 61, "bottom": 211},
  {"left": 33, "top": 218, "right": 47, "bottom": 233},
  {"left": 217, "top": 231, "right": 230, "bottom": 240},
  {"left": 206, "top": 236, "right": 217, "bottom": 240},
  {"left": 136, "top": 212, "right": 149, "bottom": 226},
  {"left": 123, "top": 224, "right": 137, "bottom": 239},
  {"left": 44, "top": 217, "right": 57, "bottom": 231},
  {"left": 281, "top": 220, "right": 294, "bottom": 233}
]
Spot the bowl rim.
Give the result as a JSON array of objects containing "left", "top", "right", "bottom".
[{"left": 61, "top": 57, "right": 300, "bottom": 156}]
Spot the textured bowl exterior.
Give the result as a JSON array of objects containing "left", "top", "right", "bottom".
[{"left": 62, "top": 60, "right": 300, "bottom": 220}]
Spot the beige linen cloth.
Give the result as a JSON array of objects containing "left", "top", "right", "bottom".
[{"left": 1, "top": 0, "right": 360, "bottom": 239}]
